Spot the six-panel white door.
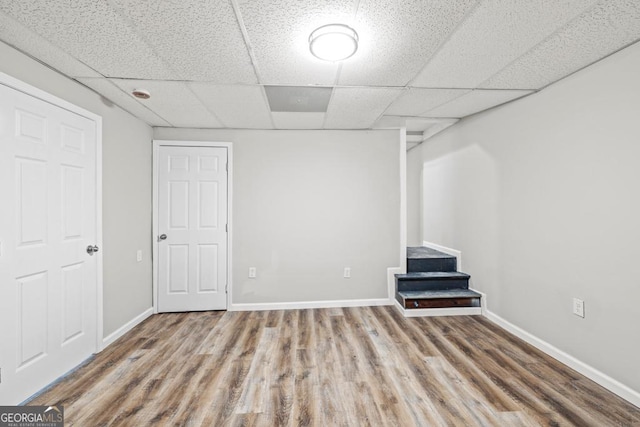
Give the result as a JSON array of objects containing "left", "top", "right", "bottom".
[
  {"left": 157, "top": 146, "right": 228, "bottom": 312},
  {"left": 0, "top": 82, "right": 98, "bottom": 404}
]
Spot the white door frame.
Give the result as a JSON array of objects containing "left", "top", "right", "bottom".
[
  {"left": 0, "top": 71, "right": 104, "bottom": 353},
  {"left": 152, "top": 140, "right": 233, "bottom": 312}
]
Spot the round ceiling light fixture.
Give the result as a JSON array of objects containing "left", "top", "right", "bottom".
[
  {"left": 132, "top": 89, "right": 151, "bottom": 99},
  {"left": 309, "top": 24, "right": 358, "bottom": 62}
]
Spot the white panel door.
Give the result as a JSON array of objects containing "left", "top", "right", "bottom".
[
  {"left": 0, "top": 83, "right": 98, "bottom": 405},
  {"left": 157, "top": 146, "right": 228, "bottom": 312}
]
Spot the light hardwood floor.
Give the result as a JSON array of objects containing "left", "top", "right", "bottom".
[{"left": 29, "top": 307, "right": 640, "bottom": 426}]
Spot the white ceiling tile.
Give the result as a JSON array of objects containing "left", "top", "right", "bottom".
[
  {"left": 481, "top": 0, "right": 640, "bottom": 89},
  {"left": 375, "top": 116, "right": 459, "bottom": 141},
  {"left": 272, "top": 112, "right": 326, "bottom": 129},
  {"left": 0, "top": 14, "right": 101, "bottom": 78},
  {"left": 339, "top": 0, "right": 480, "bottom": 86},
  {"left": 107, "top": 0, "right": 257, "bottom": 83},
  {"left": 373, "top": 115, "right": 408, "bottom": 129},
  {"left": 424, "top": 89, "right": 533, "bottom": 118},
  {"left": 411, "top": 0, "right": 600, "bottom": 88},
  {"left": 189, "top": 84, "right": 273, "bottom": 129},
  {"left": 237, "top": 0, "right": 356, "bottom": 85},
  {"left": 324, "top": 87, "right": 402, "bottom": 129},
  {"left": 374, "top": 116, "right": 458, "bottom": 145},
  {"left": 385, "top": 88, "right": 470, "bottom": 116},
  {"left": 373, "top": 116, "right": 458, "bottom": 138},
  {"left": 110, "top": 79, "right": 223, "bottom": 128},
  {"left": 77, "top": 78, "right": 171, "bottom": 126},
  {"left": 421, "top": 120, "right": 458, "bottom": 140},
  {"left": 404, "top": 118, "right": 458, "bottom": 133},
  {"left": 0, "top": 0, "right": 175, "bottom": 79}
]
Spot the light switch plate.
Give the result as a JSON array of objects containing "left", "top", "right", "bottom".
[{"left": 573, "top": 298, "right": 585, "bottom": 318}]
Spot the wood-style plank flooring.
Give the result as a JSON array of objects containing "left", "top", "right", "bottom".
[{"left": 29, "top": 307, "right": 640, "bottom": 426}]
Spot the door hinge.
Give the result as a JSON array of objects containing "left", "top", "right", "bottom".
[
  {"left": 226, "top": 162, "right": 228, "bottom": 172},
  {"left": 225, "top": 224, "right": 228, "bottom": 232}
]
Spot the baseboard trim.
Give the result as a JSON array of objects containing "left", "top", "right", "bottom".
[
  {"left": 470, "top": 287, "right": 488, "bottom": 316},
  {"left": 101, "top": 307, "right": 154, "bottom": 350},
  {"left": 393, "top": 299, "right": 482, "bottom": 317},
  {"left": 229, "top": 298, "right": 392, "bottom": 312},
  {"left": 484, "top": 310, "right": 640, "bottom": 408},
  {"left": 422, "top": 240, "right": 463, "bottom": 271}
]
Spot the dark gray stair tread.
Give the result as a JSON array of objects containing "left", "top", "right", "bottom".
[
  {"left": 398, "top": 289, "right": 481, "bottom": 299},
  {"left": 407, "top": 246, "right": 455, "bottom": 260},
  {"left": 395, "top": 271, "right": 470, "bottom": 280}
]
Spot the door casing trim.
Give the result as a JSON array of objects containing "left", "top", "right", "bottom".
[{"left": 152, "top": 140, "right": 233, "bottom": 312}]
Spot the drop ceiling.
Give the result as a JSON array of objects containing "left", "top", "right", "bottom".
[{"left": 0, "top": 0, "right": 638, "bottom": 141}]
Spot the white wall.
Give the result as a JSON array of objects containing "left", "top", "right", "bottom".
[
  {"left": 154, "top": 128, "right": 401, "bottom": 305},
  {"left": 406, "top": 145, "right": 423, "bottom": 247},
  {"left": 0, "top": 41, "right": 153, "bottom": 337},
  {"left": 408, "top": 41, "right": 640, "bottom": 393}
]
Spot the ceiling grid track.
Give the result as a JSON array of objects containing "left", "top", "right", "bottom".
[
  {"left": 475, "top": 1, "right": 603, "bottom": 91},
  {"left": 535, "top": 35, "right": 640, "bottom": 94},
  {"left": 229, "top": 0, "right": 265, "bottom": 84},
  {"left": 187, "top": 84, "right": 228, "bottom": 129},
  {"left": 405, "top": 0, "right": 484, "bottom": 89},
  {"left": 103, "top": 0, "right": 183, "bottom": 79},
  {"left": 229, "top": 0, "right": 275, "bottom": 128}
]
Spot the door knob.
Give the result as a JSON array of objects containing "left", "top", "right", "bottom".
[
  {"left": 86, "top": 245, "right": 99, "bottom": 255},
  {"left": 159, "top": 234, "right": 167, "bottom": 241}
]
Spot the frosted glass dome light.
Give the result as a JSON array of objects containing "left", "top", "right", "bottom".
[{"left": 309, "top": 24, "right": 358, "bottom": 61}]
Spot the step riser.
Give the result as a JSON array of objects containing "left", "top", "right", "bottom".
[
  {"left": 407, "top": 258, "right": 456, "bottom": 273},
  {"left": 401, "top": 297, "right": 480, "bottom": 309},
  {"left": 396, "top": 278, "right": 469, "bottom": 292}
]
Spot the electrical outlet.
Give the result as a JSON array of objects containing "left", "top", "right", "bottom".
[
  {"left": 344, "top": 267, "right": 351, "bottom": 278},
  {"left": 136, "top": 250, "right": 142, "bottom": 262},
  {"left": 248, "top": 267, "right": 256, "bottom": 278},
  {"left": 573, "top": 298, "right": 585, "bottom": 318}
]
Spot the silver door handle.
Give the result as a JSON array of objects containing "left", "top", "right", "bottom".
[
  {"left": 87, "top": 245, "right": 99, "bottom": 255},
  {"left": 159, "top": 234, "right": 167, "bottom": 241}
]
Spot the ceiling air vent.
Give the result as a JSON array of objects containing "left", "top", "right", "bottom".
[{"left": 264, "top": 86, "right": 332, "bottom": 113}]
